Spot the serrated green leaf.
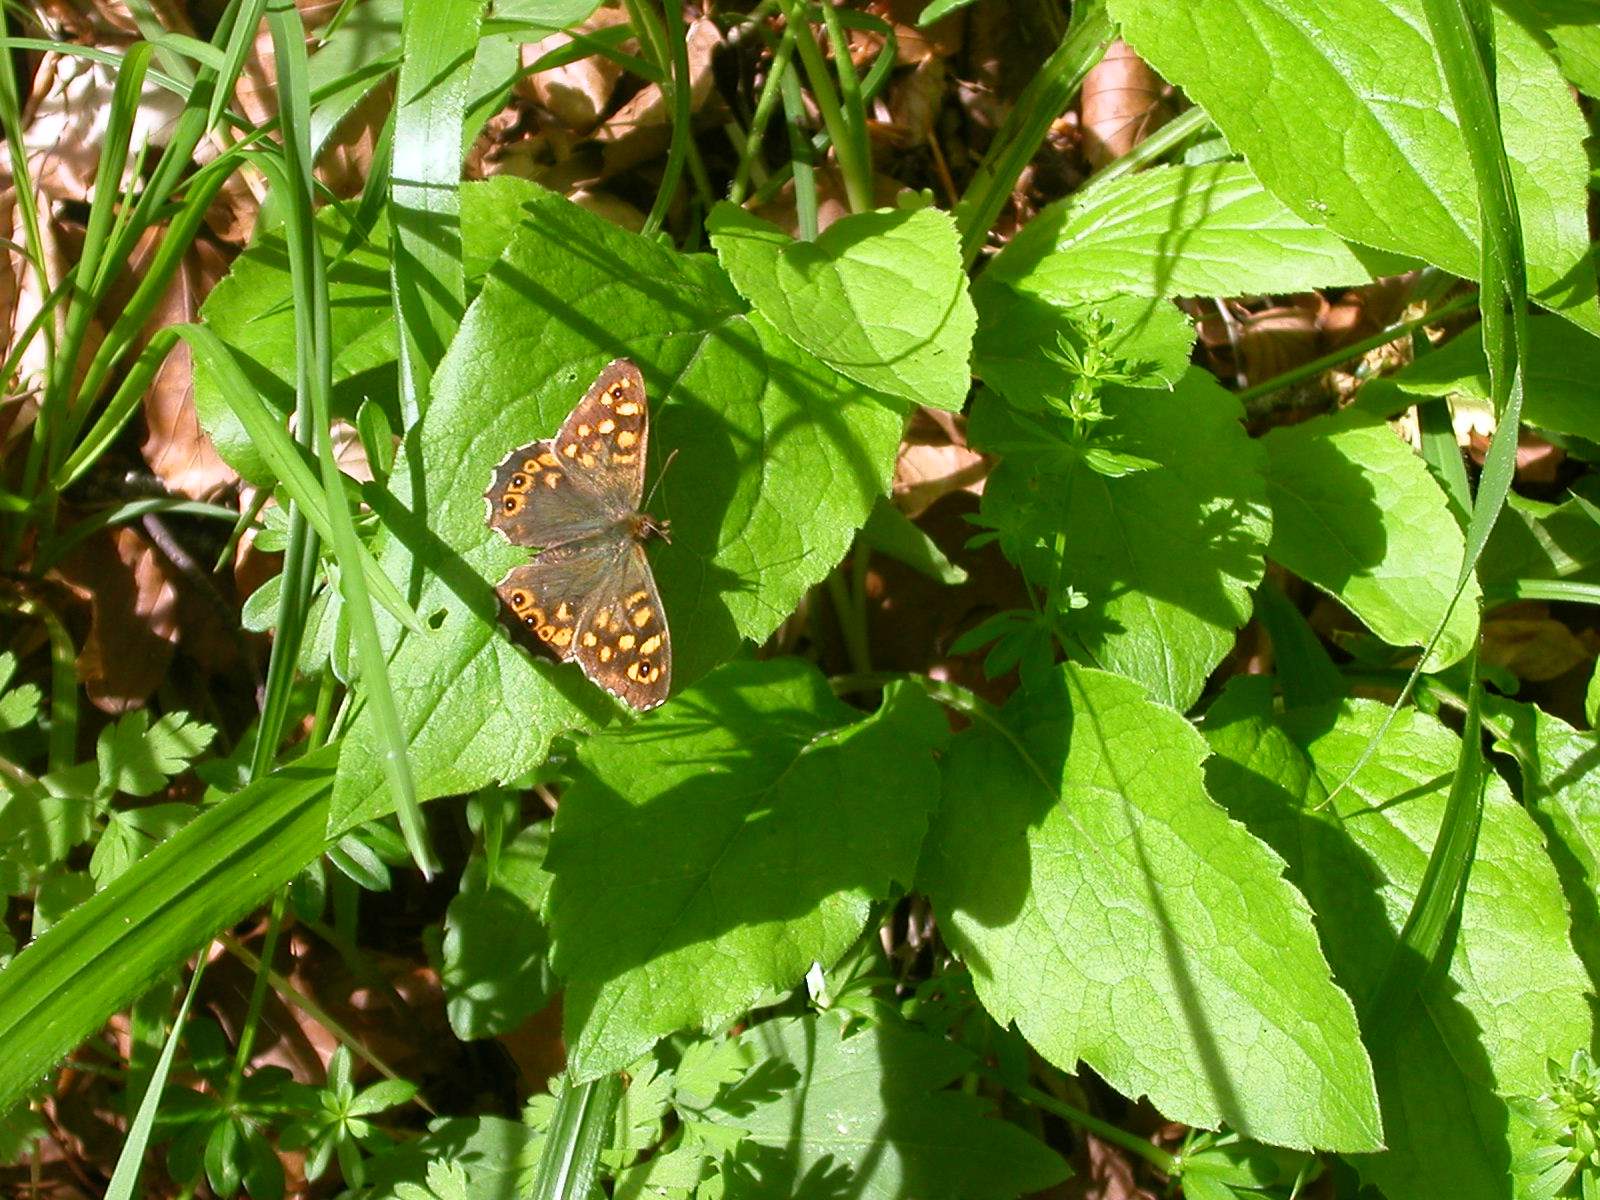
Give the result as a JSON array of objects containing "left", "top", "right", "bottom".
[
  {"left": 1384, "top": 315, "right": 1600, "bottom": 444},
  {"left": 1260, "top": 407, "right": 1479, "bottom": 671},
  {"left": 363, "top": 1116, "right": 536, "bottom": 1200},
  {"left": 922, "top": 663, "right": 1381, "bottom": 1151},
  {"left": 973, "top": 287, "right": 1196, "bottom": 404},
  {"left": 971, "top": 368, "right": 1270, "bottom": 710},
  {"left": 981, "top": 161, "right": 1381, "bottom": 304},
  {"left": 704, "top": 1015, "right": 1066, "bottom": 1200},
  {"left": 96, "top": 710, "right": 216, "bottom": 798},
  {"left": 1486, "top": 698, "right": 1600, "bottom": 992},
  {"left": 89, "top": 803, "right": 195, "bottom": 888},
  {"left": 547, "top": 660, "right": 946, "bottom": 1079},
  {"left": 330, "top": 189, "right": 906, "bottom": 831},
  {"left": 441, "top": 821, "right": 555, "bottom": 1040},
  {"left": 1108, "top": 0, "right": 1599, "bottom": 334},
  {"left": 708, "top": 202, "right": 976, "bottom": 412},
  {"left": 1202, "top": 683, "right": 1593, "bottom": 1200}
]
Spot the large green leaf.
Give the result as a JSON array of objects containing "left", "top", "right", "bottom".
[
  {"left": 1109, "top": 0, "right": 1600, "bottom": 333},
  {"left": 921, "top": 664, "right": 1382, "bottom": 1152},
  {"left": 545, "top": 659, "right": 945, "bottom": 1078},
  {"left": 1203, "top": 683, "right": 1593, "bottom": 1200},
  {"left": 330, "top": 189, "right": 906, "bottom": 830},
  {"left": 971, "top": 368, "right": 1270, "bottom": 710},
  {"left": 708, "top": 202, "right": 976, "bottom": 412},
  {"left": 1383, "top": 314, "right": 1600, "bottom": 444},
  {"left": 1260, "top": 407, "right": 1479, "bottom": 670},
  {"left": 702, "top": 1015, "right": 1068, "bottom": 1200},
  {"left": 980, "top": 161, "right": 1382, "bottom": 303},
  {"left": 1486, "top": 698, "right": 1600, "bottom": 991}
]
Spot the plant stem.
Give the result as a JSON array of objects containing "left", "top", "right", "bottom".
[
  {"left": 730, "top": 22, "right": 798, "bottom": 205},
  {"left": 775, "top": 0, "right": 871, "bottom": 212}
]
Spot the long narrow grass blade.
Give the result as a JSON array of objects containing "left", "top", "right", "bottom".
[
  {"left": 529, "top": 1075, "right": 624, "bottom": 1200},
  {"left": 171, "top": 322, "right": 423, "bottom": 634},
  {"left": 389, "top": 0, "right": 486, "bottom": 427},
  {"left": 0, "top": 745, "right": 338, "bottom": 1114},
  {"left": 207, "top": 0, "right": 268, "bottom": 133},
  {"left": 953, "top": 0, "right": 1113, "bottom": 267},
  {"left": 642, "top": 0, "right": 695, "bottom": 236},
  {"left": 268, "top": 0, "right": 436, "bottom": 876}
]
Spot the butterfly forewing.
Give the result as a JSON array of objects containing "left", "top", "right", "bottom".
[{"left": 485, "top": 358, "right": 671, "bottom": 711}]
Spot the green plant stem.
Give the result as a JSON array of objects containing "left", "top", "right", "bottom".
[
  {"left": 642, "top": 0, "right": 695, "bottom": 236},
  {"left": 954, "top": 0, "right": 1114, "bottom": 267},
  {"left": 828, "top": 558, "right": 872, "bottom": 676},
  {"left": 779, "top": 53, "right": 820, "bottom": 239},
  {"left": 1078, "top": 103, "right": 1210, "bottom": 190},
  {"left": 775, "top": 0, "right": 871, "bottom": 212},
  {"left": 980, "top": 1067, "right": 1177, "bottom": 1175},
  {"left": 820, "top": 0, "right": 871, "bottom": 199},
  {"left": 1235, "top": 292, "right": 1480, "bottom": 409},
  {"left": 225, "top": 889, "right": 287, "bottom": 1109},
  {"left": 729, "top": 22, "right": 798, "bottom": 205}
]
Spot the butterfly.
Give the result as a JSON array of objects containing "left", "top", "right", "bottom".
[{"left": 483, "top": 359, "right": 671, "bottom": 710}]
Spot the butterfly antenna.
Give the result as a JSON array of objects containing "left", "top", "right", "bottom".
[{"left": 644, "top": 447, "right": 680, "bottom": 513}]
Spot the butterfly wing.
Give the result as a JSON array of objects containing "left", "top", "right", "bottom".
[
  {"left": 494, "top": 539, "right": 615, "bottom": 661},
  {"left": 548, "top": 358, "right": 650, "bottom": 513},
  {"left": 569, "top": 538, "right": 672, "bottom": 710},
  {"left": 483, "top": 359, "right": 651, "bottom": 549}
]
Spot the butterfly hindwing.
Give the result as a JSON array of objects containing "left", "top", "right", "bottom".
[
  {"left": 570, "top": 540, "right": 671, "bottom": 710},
  {"left": 494, "top": 540, "right": 615, "bottom": 661}
]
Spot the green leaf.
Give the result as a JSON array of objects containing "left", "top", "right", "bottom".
[
  {"left": 89, "top": 803, "right": 195, "bottom": 888},
  {"left": 1480, "top": 489, "right": 1600, "bottom": 591},
  {"left": 1108, "top": 0, "right": 1600, "bottom": 334},
  {"left": 0, "top": 746, "right": 336, "bottom": 1114},
  {"left": 922, "top": 663, "right": 1382, "bottom": 1151},
  {"left": 0, "top": 651, "right": 41, "bottom": 733},
  {"left": 1202, "top": 683, "right": 1593, "bottom": 1200},
  {"left": 973, "top": 287, "right": 1196, "bottom": 405},
  {"left": 704, "top": 1014, "right": 1067, "bottom": 1200},
  {"left": 859, "top": 497, "right": 966, "bottom": 585},
  {"left": 707, "top": 201, "right": 976, "bottom": 412},
  {"left": 917, "top": 0, "right": 979, "bottom": 26},
  {"left": 441, "top": 821, "right": 555, "bottom": 1040},
  {"left": 980, "top": 161, "right": 1382, "bottom": 304},
  {"left": 1260, "top": 407, "right": 1479, "bottom": 670},
  {"left": 971, "top": 368, "right": 1271, "bottom": 710},
  {"left": 330, "top": 189, "right": 906, "bottom": 830},
  {"left": 1486, "top": 698, "right": 1600, "bottom": 992},
  {"left": 1512, "top": 0, "right": 1600, "bottom": 97},
  {"left": 1384, "top": 315, "right": 1600, "bottom": 444},
  {"left": 546, "top": 660, "right": 946, "bottom": 1078},
  {"left": 363, "top": 1116, "right": 538, "bottom": 1200},
  {"left": 96, "top": 710, "right": 216, "bottom": 798}
]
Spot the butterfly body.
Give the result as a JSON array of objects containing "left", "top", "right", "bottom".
[{"left": 484, "top": 359, "right": 672, "bottom": 710}]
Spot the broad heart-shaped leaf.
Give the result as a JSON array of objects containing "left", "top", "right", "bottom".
[
  {"left": 329, "top": 189, "right": 906, "bottom": 831},
  {"left": 707, "top": 202, "right": 976, "bottom": 412},
  {"left": 1381, "top": 314, "right": 1600, "bottom": 445},
  {"left": 440, "top": 821, "right": 555, "bottom": 1041},
  {"left": 1109, "top": 0, "right": 1600, "bottom": 334},
  {"left": 544, "top": 659, "right": 946, "bottom": 1079},
  {"left": 973, "top": 286, "right": 1196, "bottom": 403},
  {"left": 979, "top": 161, "right": 1383, "bottom": 304},
  {"left": 193, "top": 179, "right": 543, "bottom": 484},
  {"left": 1202, "top": 683, "right": 1592, "bottom": 1200},
  {"left": 1485, "top": 697, "right": 1600, "bottom": 992},
  {"left": 703, "top": 1014, "right": 1067, "bottom": 1200},
  {"left": 970, "top": 368, "right": 1270, "bottom": 711},
  {"left": 920, "top": 663, "right": 1383, "bottom": 1152},
  {"left": 1260, "top": 406, "right": 1479, "bottom": 670}
]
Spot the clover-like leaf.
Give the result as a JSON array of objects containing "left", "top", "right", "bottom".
[
  {"left": 330, "top": 187, "right": 907, "bottom": 830},
  {"left": 1203, "top": 681, "right": 1593, "bottom": 1200},
  {"left": 702, "top": 1015, "right": 1067, "bottom": 1200},
  {"left": 709, "top": 201, "right": 976, "bottom": 412},
  {"left": 922, "top": 663, "right": 1382, "bottom": 1152},
  {"left": 546, "top": 659, "right": 946, "bottom": 1078}
]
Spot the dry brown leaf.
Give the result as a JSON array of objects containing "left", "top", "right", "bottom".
[
  {"left": 1080, "top": 39, "right": 1168, "bottom": 168},
  {"left": 594, "top": 17, "right": 722, "bottom": 175},
  {"left": 894, "top": 408, "right": 987, "bottom": 519},
  {"left": 53, "top": 526, "right": 180, "bottom": 713},
  {"left": 885, "top": 54, "right": 945, "bottom": 149},
  {"left": 140, "top": 235, "right": 239, "bottom": 501},
  {"left": 520, "top": 2, "right": 632, "bottom": 133},
  {"left": 1483, "top": 610, "right": 1594, "bottom": 682}
]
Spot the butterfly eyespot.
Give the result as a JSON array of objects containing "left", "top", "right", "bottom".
[
  {"left": 511, "top": 474, "right": 527, "bottom": 488},
  {"left": 503, "top": 495, "right": 522, "bottom": 513}
]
